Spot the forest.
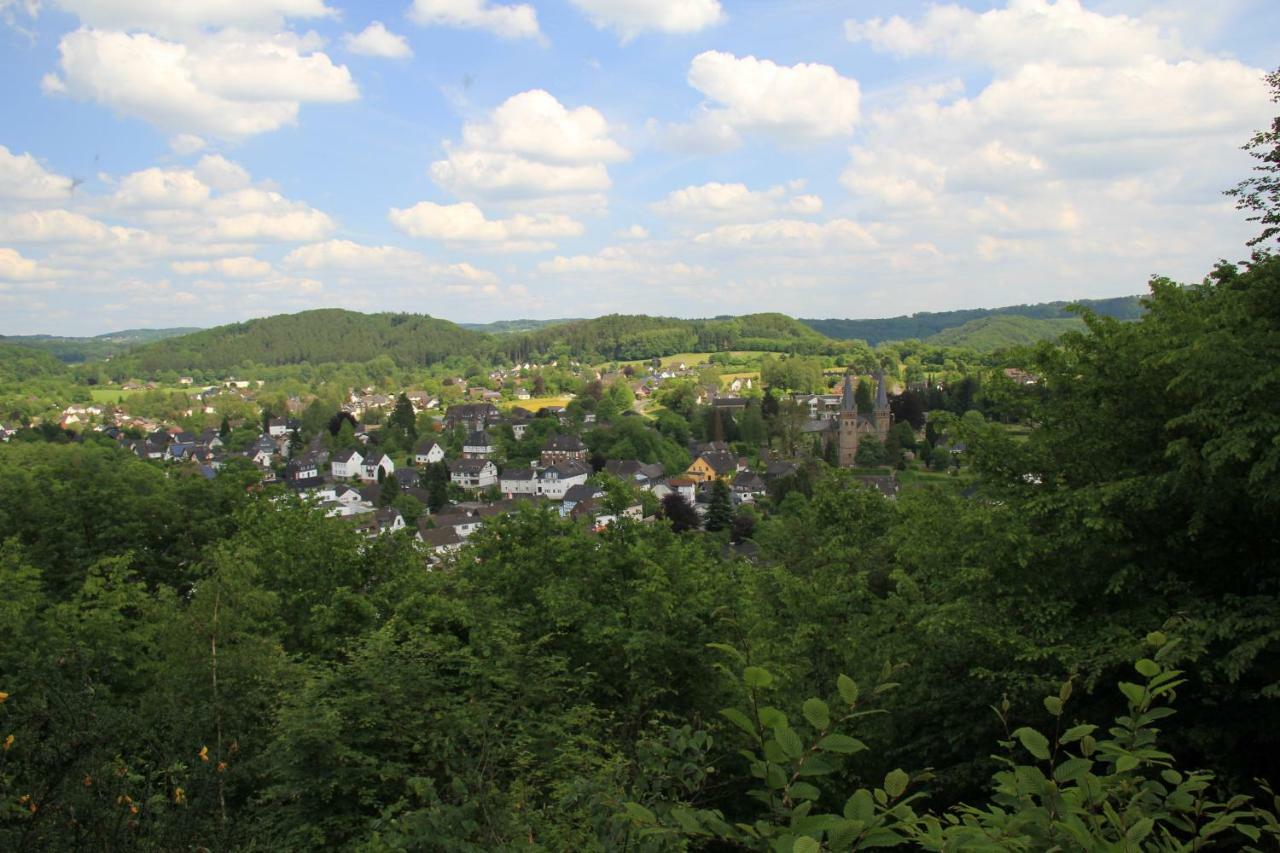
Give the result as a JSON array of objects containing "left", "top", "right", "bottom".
[{"left": 1, "top": 248, "right": 1279, "bottom": 849}]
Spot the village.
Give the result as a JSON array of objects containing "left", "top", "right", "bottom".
[{"left": 0, "top": 351, "right": 980, "bottom": 561}]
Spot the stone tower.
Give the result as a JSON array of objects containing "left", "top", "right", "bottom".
[
  {"left": 873, "top": 370, "right": 892, "bottom": 441},
  {"left": 837, "top": 373, "right": 859, "bottom": 467}
]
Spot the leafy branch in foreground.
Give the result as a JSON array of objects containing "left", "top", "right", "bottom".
[{"left": 624, "top": 634, "right": 1280, "bottom": 851}]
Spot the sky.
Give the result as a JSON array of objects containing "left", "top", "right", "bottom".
[{"left": 0, "top": 0, "right": 1276, "bottom": 335}]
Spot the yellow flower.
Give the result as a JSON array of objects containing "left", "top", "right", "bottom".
[
  {"left": 198, "top": 745, "right": 209, "bottom": 763},
  {"left": 216, "top": 761, "right": 227, "bottom": 773},
  {"left": 18, "top": 795, "right": 29, "bottom": 804},
  {"left": 2, "top": 734, "right": 12, "bottom": 752},
  {"left": 83, "top": 775, "right": 93, "bottom": 787},
  {"left": 173, "top": 787, "right": 186, "bottom": 805},
  {"left": 0, "top": 691, "right": 8, "bottom": 703},
  {"left": 129, "top": 804, "right": 139, "bottom": 815}
]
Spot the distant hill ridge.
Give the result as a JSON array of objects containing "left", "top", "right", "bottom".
[
  {"left": 801, "top": 295, "right": 1143, "bottom": 345},
  {"left": 0, "top": 327, "right": 202, "bottom": 363}
]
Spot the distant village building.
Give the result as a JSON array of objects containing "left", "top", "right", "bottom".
[
  {"left": 829, "top": 372, "right": 893, "bottom": 467},
  {"left": 540, "top": 434, "right": 587, "bottom": 467}
]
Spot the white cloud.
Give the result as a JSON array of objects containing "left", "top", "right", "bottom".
[
  {"left": 0, "top": 145, "right": 74, "bottom": 201},
  {"left": 49, "top": 0, "right": 336, "bottom": 35},
  {"left": 0, "top": 209, "right": 116, "bottom": 243},
  {"left": 407, "top": 0, "right": 540, "bottom": 41},
  {"left": 430, "top": 90, "right": 626, "bottom": 207},
  {"left": 284, "top": 238, "right": 499, "bottom": 284},
  {"left": 673, "top": 51, "right": 861, "bottom": 148},
  {"left": 617, "top": 224, "right": 649, "bottom": 239},
  {"left": 169, "top": 133, "right": 207, "bottom": 155},
  {"left": 846, "top": 0, "right": 1181, "bottom": 69},
  {"left": 693, "top": 218, "right": 877, "bottom": 251},
  {"left": 194, "top": 155, "right": 251, "bottom": 192},
  {"left": 0, "top": 247, "right": 46, "bottom": 280},
  {"left": 537, "top": 246, "right": 708, "bottom": 280},
  {"left": 44, "top": 28, "right": 358, "bottom": 140},
  {"left": 461, "top": 90, "right": 628, "bottom": 165},
  {"left": 388, "top": 200, "right": 582, "bottom": 251},
  {"left": 652, "top": 181, "right": 824, "bottom": 222},
  {"left": 113, "top": 167, "right": 211, "bottom": 208},
  {"left": 343, "top": 21, "right": 412, "bottom": 58},
  {"left": 568, "top": 0, "right": 722, "bottom": 40},
  {"left": 171, "top": 256, "right": 273, "bottom": 277}
]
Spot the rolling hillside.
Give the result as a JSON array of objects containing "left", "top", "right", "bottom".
[
  {"left": 0, "top": 327, "right": 202, "bottom": 363},
  {"left": 802, "top": 295, "right": 1142, "bottom": 345},
  {"left": 924, "top": 315, "right": 1086, "bottom": 351}
]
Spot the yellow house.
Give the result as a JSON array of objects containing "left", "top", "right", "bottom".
[
  {"left": 684, "top": 450, "right": 738, "bottom": 483},
  {"left": 684, "top": 456, "right": 718, "bottom": 483}
]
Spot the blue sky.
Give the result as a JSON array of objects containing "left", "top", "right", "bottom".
[{"left": 0, "top": 0, "right": 1276, "bottom": 335}]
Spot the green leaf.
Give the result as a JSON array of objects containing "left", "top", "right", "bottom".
[
  {"left": 1060, "top": 724, "right": 1096, "bottom": 744},
  {"left": 720, "top": 708, "right": 759, "bottom": 740},
  {"left": 790, "top": 781, "right": 821, "bottom": 801},
  {"left": 1135, "top": 659, "right": 1160, "bottom": 678},
  {"left": 793, "top": 838, "right": 821, "bottom": 853},
  {"left": 884, "top": 768, "right": 909, "bottom": 799},
  {"left": 844, "top": 789, "right": 874, "bottom": 822},
  {"left": 766, "top": 763, "right": 788, "bottom": 789},
  {"left": 777, "top": 726, "right": 804, "bottom": 760},
  {"left": 707, "top": 642, "right": 746, "bottom": 664},
  {"left": 837, "top": 674, "right": 859, "bottom": 706},
  {"left": 1126, "top": 817, "right": 1154, "bottom": 843},
  {"left": 1053, "top": 757, "right": 1093, "bottom": 782},
  {"left": 802, "top": 698, "right": 831, "bottom": 730},
  {"left": 1115, "top": 755, "right": 1139, "bottom": 773},
  {"left": 624, "top": 802, "right": 656, "bottom": 824},
  {"left": 744, "top": 666, "right": 774, "bottom": 689},
  {"left": 1043, "top": 696, "right": 1063, "bottom": 716},
  {"left": 818, "top": 734, "right": 867, "bottom": 754},
  {"left": 1014, "top": 727, "right": 1051, "bottom": 760},
  {"left": 1118, "top": 682, "right": 1147, "bottom": 707},
  {"left": 670, "top": 807, "right": 703, "bottom": 834},
  {"left": 1145, "top": 631, "right": 1167, "bottom": 648}
]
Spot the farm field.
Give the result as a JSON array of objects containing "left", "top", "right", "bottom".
[
  {"left": 500, "top": 394, "right": 575, "bottom": 411},
  {"left": 87, "top": 386, "right": 190, "bottom": 404}
]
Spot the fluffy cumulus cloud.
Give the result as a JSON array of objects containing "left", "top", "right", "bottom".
[
  {"left": 568, "top": 0, "right": 723, "bottom": 40},
  {"left": 343, "top": 21, "right": 412, "bottom": 58},
  {"left": 652, "top": 181, "right": 822, "bottom": 222},
  {"left": 670, "top": 51, "right": 861, "bottom": 150},
  {"left": 389, "top": 201, "right": 583, "bottom": 251},
  {"left": 430, "top": 90, "right": 627, "bottom": 208},
  {"left": 0, "top": 145, "right": 75, "bottom": 201},
  {"left": 824, "top": 0, "right": 1275, "bottom": 308},
  {"left": 407, "top": 0, "right": 540, "bottom": 41},
  {"left": 284, "top": 239, "right": 499, "bottom": 288},
  {"left": 43, "top": 27, "right": 357, "bottom": 140},
  {"left": 0, "top": 247, "right": 46, "bottom": 280}
]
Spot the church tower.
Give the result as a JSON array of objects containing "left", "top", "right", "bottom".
[
  {"left": 837, "top": 373, "right": 859, "bottom": 467},
  {"left": 873, "top": 370, "right": 892, "bottom": 441}
]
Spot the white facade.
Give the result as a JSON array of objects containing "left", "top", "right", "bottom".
[
  {"left": 331, "top": 450, "right": 364, "bottom": 479},
  {"left": 414, "top": 443, "right": 445, "bottom": 465}
]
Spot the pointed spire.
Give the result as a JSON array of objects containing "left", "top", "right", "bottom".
[
  {"left": 840, "top": 373, "right": 856, "bottom": 412},
  {"left": 875, "top": 370, "right": 889, "bottom": 410}
]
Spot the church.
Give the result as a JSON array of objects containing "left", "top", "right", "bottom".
[{"left": 828, "top": 372, "right": 893, "bottom": 467}]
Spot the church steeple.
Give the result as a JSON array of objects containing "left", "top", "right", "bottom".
[
  {"left": 840, "top": 373, "right": 856, "bottom": 412},
  {"left": 873, "top": 370, "right": 892, "bottom": 440},
  {"left": 875, "top": 370, "right": 889, "bottom": 410}
]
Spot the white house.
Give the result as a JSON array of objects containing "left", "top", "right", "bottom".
[
  {"left": 414, "top": 441, "right": 445, "bottom": 466},
  {"left": 462, "top": 430, "right": 496, "bottom": 459},
  {"left": 360, "top": 452, "right": 396, "bottom": 482},
  {"left": 500, "top": 468, "right": 538, "bottom": 497},
  {"left": 331, "top": 448, "right": 364, "bottom": 479},
  {"left": 450, "top": 458, "right": 498, "bottom": 490},
  {"left": 536, "top": 461, "right": 590, "bottom": 500}
]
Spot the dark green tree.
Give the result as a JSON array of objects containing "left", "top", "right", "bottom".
[
  {"left": 1225, "top": 67, "right": 1280, "bottom": 246},
  {"left": 704, "top": 479, "right": 734, "bottom": 532}
]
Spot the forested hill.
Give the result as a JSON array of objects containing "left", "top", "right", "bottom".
[
  {"left": 112, "top": 310, "right": 494, "bottom": 375},
  {"left": 111, "top": 311, "right": 857, "bottom": 376},
  {"left": 495, "top": 312, "right": 837, "bottom": 363},
  {"left": 924, "top": 315, "right": 1087, "bottom": 352},
  {"left": 0, "top": 342, "right": 68, "bottom": 383},
  {"left": 0, "top": 327, "right": 201, "bottom": 363},
  {"left": 802, "top": 295, "right": 1143, "bottom": 345}
]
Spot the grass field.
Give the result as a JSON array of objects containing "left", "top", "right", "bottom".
[
  {"left": 500, "top": 395, "right": 575, "bottom": 411},
  {"left": 88, "top": 386, "right": 190, "bottom": 403},
  {"left": 898, "top": 467, "right": 973, "bottom": 491},
  {"left": 719, "top": 371, "right": 760, "bottom": 388}
]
